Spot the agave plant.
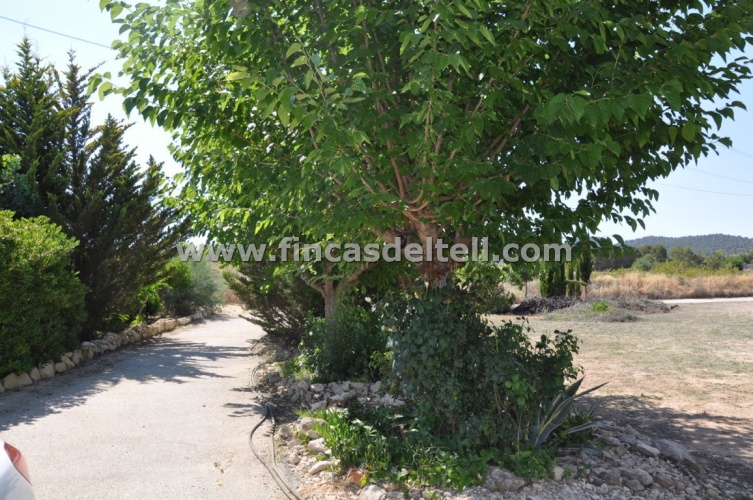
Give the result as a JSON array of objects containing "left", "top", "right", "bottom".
[{"left": 530, "top": 378, "right": 608, "bottom": 450}]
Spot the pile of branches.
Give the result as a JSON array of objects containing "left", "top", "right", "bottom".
[{"left": 511, "top": 296, "right": 580, "bottom": 315}]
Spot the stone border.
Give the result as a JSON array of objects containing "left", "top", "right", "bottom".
[
  {"left": 254, "top": 365, "right": 749, "bottom": 499},
  {"left": 0, "top": 310, "right": 213, "bottom": 394}
]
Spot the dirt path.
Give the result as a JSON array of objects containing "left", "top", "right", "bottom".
[{"left": 0, "top": 310, "right": 280, "bottom": 500}]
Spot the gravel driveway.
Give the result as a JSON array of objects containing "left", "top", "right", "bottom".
[{"left": 0, "top": 310, "right": 280, "bottom": 500}]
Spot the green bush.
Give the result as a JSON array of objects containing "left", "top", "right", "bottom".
[
  {"left": 0, "top": 211, "right": 86, "bottom": 377},
  {"left": 456, "top": 261, "right": 515, "bottom": 314},
  {"left": 301, "top": 298, "right": 387, "bottom": 383},
  {"left": 589, "top": 300, "right": 610, "bottom": 312},
  {"left": 162, "top": 257, "right": 224, "bottom": 316},
  {"left": 224, "top": 260, "right": 324, "bottom": 344},
  {"left": 539, "top": 261, "right": 567, "bottom": 297},
  {"left": 382, "top": 285, "right": 579, "bottom": 451}
]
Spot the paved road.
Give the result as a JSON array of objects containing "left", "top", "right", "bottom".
[
  {"left": 661, "top": 297, "right": 753, "bottom": 304},
  {"left": 0, "top": 311, "right": 280, "bottom": 500}
]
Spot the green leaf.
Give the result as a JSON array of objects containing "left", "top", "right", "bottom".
[
  {"left": 260, "top": 98, "right": 278, "bottom": 119},
  {"left": 226, "top": 70, "right": 247, "bottom": 81},
  {"left": 591, "top": 35, "right": 607, "bottom": 54},
  {"left": 286, "top": 42, "right": 302, "bottom": 59},
  {"left": 668, "top": 126, "right": 678, "bottom": 145},
  {"left": 681, "top": 122, "right": 695, "bottom": 142},
  {"left": 457, "top": 3, "right": 473, "bottom": 18},
  {"left": 278, "top": 99, "right": 290, "bottom": 127},
  {"left": 400, "top": 33, "right": 413, "bottom": 55},
  {"left": 291, "top": 55, "right": 308, "bottom": 67},
  {"left": 97, "top": 81, "right": 113, "bottom": 101},
  {"left": 478, "top": 25, "right": 495, "bottom": 45},
  {"left": 109, "top": 2, "right": 124, "bottom": 19}
]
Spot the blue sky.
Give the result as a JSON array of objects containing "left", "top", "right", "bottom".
[{"left": 1, "top": 1, "right": 752, "bottom": 240}]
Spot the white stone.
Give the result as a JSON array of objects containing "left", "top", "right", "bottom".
[
  {"left": 61, "top": 355, "right": 75, "bottom": 369},
  {"left": 28, "top": 367, "right": 41, "bottom": 382},
  {"left": 308, "top": 438, "right": 328, "bottom": 454},
  {"left": 308, "top": 459, "right": 336, "bottom": 475},
  {"left": 71, "top": 350, "right": 83, "bottom": 365},
  {"left": 39, "top": 362, "right": 55, "bottom": 379},
  {"left": 636, "top": 442, "right": 661, "bottom": 458},
  {"left": 278, "top": 424, "right": 294, "bottom": 440},
  {"left": 2, "top": 373, "right": 24, "bottom": 390},
  {"left": 54, "top": 362, "right": 68, "bottom": 373},
  {"left": 310, "top": 400, "right": 327, "bottom": 411},
  {"left": 483, "top": 467, "right": 525, "bottom": 492},
  {"left": 653, "top": 438, "right": 701, "bottom": 472},
  {"left": 18, "top": 372, "right": 33, "bottom": 386},
  {"left": 360, "top": 485, "right": 387, "bottom": 500},
  {"left": 619, "top": 467, "right": 653, "bottom": 486},
  {"left": 300, "top": 417, "right": 325, "bottom": 431},
  {"left": 553, "top": 465, "right": 565, "bottom": 481}
]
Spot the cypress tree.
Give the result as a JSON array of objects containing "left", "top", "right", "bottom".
[
  {"left": 0, "top": 38, "right": 67, "bottom": 216},
  {"left": 1, "top": 40, "right": 186, "bottom": 338}
]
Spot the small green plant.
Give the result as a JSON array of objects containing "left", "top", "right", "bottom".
[
  {"left": 503, "top": 448, "right": 555, "bottom": 480},
  {"left": 556, "top": 411, "right": 599, "bottom": 448},
  {"left": 456, "top": 261, "right": 515, "bottom": 314},
  {"left": 530, "top": 378, "right": 606, "bottom": 450},
  {"left": 311, "top": 408, "right": 392, "bottom": 471},
  {"left": 590, "top": 300, "right": 611, "bottom": 313},
  {"left": 163, "top": 257, "right": 225, "bottom": 316},
  {"left": 280, "top": 355, "right": 315, "bottom": 380},
  {"left": 301, "top": 297, "right": 387, "bottom": 382}
]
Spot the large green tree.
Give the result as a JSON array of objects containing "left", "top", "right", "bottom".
[
  {"left": 1, "top": 42, "right": 186, "bottom": 337},
  {"left": 0, "top": 38, "right": 67, "bottom": 216},
  {"left": 101, "top": 0, "right": 752, "bottom": 285}
]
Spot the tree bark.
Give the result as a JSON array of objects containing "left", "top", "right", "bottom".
[{"left": 322, "top": 280, "right": 339, "bottom": 319}]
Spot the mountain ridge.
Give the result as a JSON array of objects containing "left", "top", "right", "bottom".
[{"left": 625, "top": 234, "right": 753, "bottom": 256}]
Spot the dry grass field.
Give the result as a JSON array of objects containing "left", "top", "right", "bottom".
[
  {"left": 491, "top": 300, "right": 753, "bottom": 483},
  {"left": 588, "top": 271, "right": 753, "bottom": 299}
]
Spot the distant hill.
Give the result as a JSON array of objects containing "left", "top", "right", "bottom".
[{"left": 625, "top": 234, "right": 753, "bottom": 256}]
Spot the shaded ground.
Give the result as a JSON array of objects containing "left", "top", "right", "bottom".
[
  {"left": 0, "top": 310, "right": 279, "bottom": 499},
  {"left": 491, "top": 300, "right": 753, "bottom": 488}
]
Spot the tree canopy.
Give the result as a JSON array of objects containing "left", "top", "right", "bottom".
[{"left": 101, "top": 0, "right": 753, "bottom": 282}]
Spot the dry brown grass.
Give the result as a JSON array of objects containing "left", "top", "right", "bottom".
[
  {"left": 490, "top": 301, "right": 753, "bottom": 481},
  {"left": 587, "top": 271, "right": 753, "bottom": 299}
]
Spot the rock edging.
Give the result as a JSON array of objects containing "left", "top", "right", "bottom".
[
  {"left": 258, "top": 371, "right": 750, "bottom": 500},
  {"left": 0, "top": 310, "right": 213, "bottom": 394}
]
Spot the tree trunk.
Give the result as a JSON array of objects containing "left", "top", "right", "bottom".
[
  {"left": 384, "top": 221, "right": 457, "bottom": 287},
  {"left": 304, "top": 263, "right": 373, "bottom": 321},
  {"left": 322, "top": 280, "right": 339, "bottom": 319}
]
